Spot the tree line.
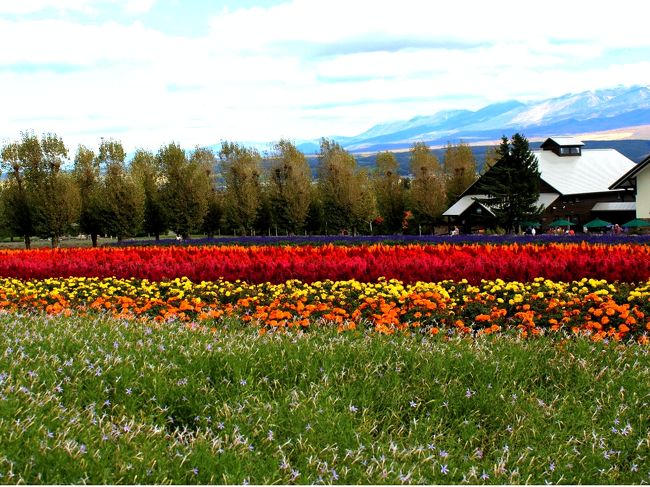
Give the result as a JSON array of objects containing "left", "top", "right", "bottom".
[{"left": 0, "top": 132, "right": 484, "bottom": 248}]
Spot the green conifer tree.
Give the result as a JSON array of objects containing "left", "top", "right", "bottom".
[{"left": 475, "top": 133, "right": 541, "bottom": 233}]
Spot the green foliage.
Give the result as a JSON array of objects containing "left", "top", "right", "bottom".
[
  {"left": 1, "top": 132, "right": 78, "bottom": 248},
  {"left": 373, "top": 151, "right": 406, "bottom": 233},
  {"left": 33, "top": 172, "right": 81, "bottom": 246},
  {"left": 408, "top": 142, "right": 447, "bottom": 232},
  {"left": 0, "top": 180, "right": 34, "bottom": 247},
  {"left": 268, "top": 139, "right": 312, "bottom": 234},
  {"left": 202, "top": 188, "right": 225, "bottom": 237},
  {"left": 318, "top": 138, "right": 376, "bottom": 234},
  {"left": 73, "top": 145, "right": 103, "bottom": 247},
  {"left": 444, "top": 142, "right": 478, "bottom": 205},
  {"left": 156, "top": 144, "right": 212, "bottom": 239},
  {"left": 219, "top": 141, "right": 262, "bottom": 235},
  {"left": 475, "top": 134, "right": 542, "bottom": 233},
  {"left": 100, "top": 139, "right": 144, "bottom": 241},
  {"left": 131, "top": 149, "right": 168, "bottom": 240},
  {"left": 1, "top": 314, "right": 648, "bottom": 484}
]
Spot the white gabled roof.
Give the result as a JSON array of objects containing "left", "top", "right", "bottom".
[
  {"left": 442, "top": 194, "right": 493, "bottom": 217},
  {"left": 443, "top": 193, "right": 559, "bottom": 217},
  {"left": 534, "top": 149, "right": 636, "bottom": 195},
  {"left": 544, "top": 136, "right": 584, "bottom": 147},
  {"left": 592, "top": 202, "right": 636, "bottom": 212},
  {"left": 536, "top": 192, "right": 560, "bottom": 209}
]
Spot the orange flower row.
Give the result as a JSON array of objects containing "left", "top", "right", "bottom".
[{"left": 1, "top": 277, "right": 648, "bottom": 342}]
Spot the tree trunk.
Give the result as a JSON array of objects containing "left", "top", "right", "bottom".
[
  {"left": 117, "top": 235, "right": 123, "bottom": 243},
  {"left": 24, "top": 235, "right": 31, "bottom": 250},
  {"left": 91, "top": 233, "right": 98, "bottom": 247},
  {"left": 51, "top": 236, "right": 60, "bottom": 249},
  {"left": 155, "top": 233, "right": 160, "bottom": 241}
]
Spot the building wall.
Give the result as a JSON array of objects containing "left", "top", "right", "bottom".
[
  {"left": 542, "top": 191, "right": 632, "bottom": 230},
  {"left": 637, "top": 167, "right": 650, "bottom": 219}
]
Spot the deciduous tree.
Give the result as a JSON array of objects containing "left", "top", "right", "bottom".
[
  {"left": 443, "top": 142, "right": 477, "bottom": 206},
  {"left": 99, "top": 138, "right": 143, "bottom": 241},
  {"left": 73, "top": 145, "right": 104, "bottom": 247},
  {"left": 0, "top": 140, "right": 35, "bottom": 248},
  {"left": 157, "top": 144, "right": 211, "bottom": 239},
  {"left": 317, "top": 138, "right": 375, "bottom": 234},
  {"left": 372, "top": 151, "right": 406, "bottom": 233},
  {"left": 408, "top": 142, "right": 446, "bottom": 233},
  {"left": 33, "top": 133, "right": 80, "bottom": 247},
  {"left": 267, "top": 139, "right": 312, "bottom": 234},
  {"left": 219, "top": 141, "right": 262, "bottom": 235},
  {"left": 132, "top": 149, "right": 167, "bottom": 240}
]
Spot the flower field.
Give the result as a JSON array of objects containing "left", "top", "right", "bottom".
[
  {"left": 1, "top": 240, "right": 650, "bottom": 484},
  {"left": 2, "top": 242, "right": 649, "bottom": 283},
  {"left": 0, "top": 242, "right": 649, "bottom": 342},
  {"left": 1, "top": 276, "right": 649, "bottom": 343}
]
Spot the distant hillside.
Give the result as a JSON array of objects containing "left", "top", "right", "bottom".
[
  {"left": 296, "top": 85, "right": 650, "bottom": 156},
  {"left": 301, "top": 139, "right": 650, "bottom": 176}
]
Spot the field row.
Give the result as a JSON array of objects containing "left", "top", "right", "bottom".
[
  {"left": 1, "top": 242, "right": 650, "bottom": 283},
  {"left": 2, "top": 276, "right": 649, "bottom": 342}
]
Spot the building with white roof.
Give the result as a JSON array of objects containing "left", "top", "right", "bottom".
[
  {"left": 443, "top": 137, "right": 638, "bottom": 232},
  {"left": 609, "top": 154, "right": 650, "bottom": 220}
]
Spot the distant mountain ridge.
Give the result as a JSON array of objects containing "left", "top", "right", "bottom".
[{"left": 296, "top": 85, "right": 650, "bottom": 154}]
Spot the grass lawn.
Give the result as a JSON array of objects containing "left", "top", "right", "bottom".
[{"left": 0, "top": 314, "right": 648, "bottom": 484}]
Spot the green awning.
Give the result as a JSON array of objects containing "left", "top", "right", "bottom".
[
  {"left": 549, "top": 219, "right": 574, "bottom": 227},
  {"left": 584, "top": 218, "right": 612, "bottom": 228},
  {"left": 622, "top": 218, "right": 650, "bottom": 228}
]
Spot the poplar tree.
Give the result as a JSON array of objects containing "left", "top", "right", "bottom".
[
  {"left": 475, "top": 133, "right": 541, "bottom": 233},
  {"left": 267, "top": 139, "right": 312, "bottom": 234},
  {"left": 317, "top": 138, "right": 375, "bottom": 234},
  {"left": 157, "top": 144, "right": 211, "bottom": 239},
  {"left": 99, "top": 138, "right": 144, "bottom": 241},
  {"left": 444, "top": 142, "right": 477, "bottom": 206},
  {"left": 219, "top": 141, "right": 262, "bottom": 235},
  {"left": 372, "top": 151, "right": 406, "bottom": 233},
  {"left": 73, "top": 145, "right": 104, "bottom": 247},
  {"left": 408, "top": 142, "right": 446, "bottom": 233},
  {"left": 0, "top": 140, "right": 35, "bottom": 248},
  {"left": 131, "top": 149, "right": 167, "bottom": 241},
  {"left": 1, "top": 131, "right": 79, "bottom": 248},
  {"left": 35, "top": 133, "right": 80, "bottom": 247}
]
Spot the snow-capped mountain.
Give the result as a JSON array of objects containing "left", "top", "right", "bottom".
[{"left": 297, "top": 85, "right": 650, "bottom": 153}]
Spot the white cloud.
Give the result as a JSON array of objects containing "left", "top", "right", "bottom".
[
  {"left": 1, "top": 0, "right": 649, "bottom": 152},
  {"left": 123, "top": 0, "right": 156, "bottom": 14}
]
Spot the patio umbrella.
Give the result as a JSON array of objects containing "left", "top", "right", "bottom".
[
  {"left": 521, "top": 220, "right": 540, "bottom": 228},
  {"left": 584, "top": 218, "right": 612, "bottom": 229},
  {"left": 622, "top": 218, "right": 650, "bottom": 228},
  {"left": 549, "top": 219, "right": 574, "bottom": 227}
]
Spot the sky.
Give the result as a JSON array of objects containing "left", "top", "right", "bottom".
[{"left": 1, "top": 0, "right": 649, "bottom": 153}]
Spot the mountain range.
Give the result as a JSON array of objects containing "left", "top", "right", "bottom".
[{"left": 295, "top": 85, "right": 650, "bottom": 155}]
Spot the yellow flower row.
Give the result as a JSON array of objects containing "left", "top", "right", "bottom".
[{"left": 1, "top": 277, "right": 649, "bottom": 342}]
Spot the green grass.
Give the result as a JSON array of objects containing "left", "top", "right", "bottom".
[{"left": 0, "top": 314, "right": 648, "bottom": 484}]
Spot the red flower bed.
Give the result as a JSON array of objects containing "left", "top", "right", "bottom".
[{"left": 4, "top": 243, "right": 649, "bottom": 284}]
